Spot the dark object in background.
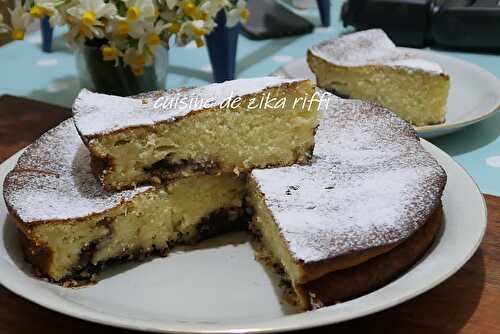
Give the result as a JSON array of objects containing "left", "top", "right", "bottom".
[
  {"left": 206, "top": 11, "right": 240, "bottom": 83},
  {"left": 242, "top": 0, "right": 314, "bottom": 39},
  {"left": 341, "top": 0, "right": 500, "bottom": 50},
  {"left": 341, "top": 0, "right": 431, "bottom": 48},
  {"left": 430, "top": 0, "right": 500, "bottom": 49}
]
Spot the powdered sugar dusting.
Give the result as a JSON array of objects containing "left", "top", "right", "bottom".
[
  {"left": 73, "top": 77, "right": 304, "bottom": 137},
  {"left": 4, "top": 120, "right": 150, "bottom": 223},
  {"left": 309, "top": 29, "right": 444, "bottom": 75},
  {"left": 251, "top": 95, "right": 446, "bottom": 263}
]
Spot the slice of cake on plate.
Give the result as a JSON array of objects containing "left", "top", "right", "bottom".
[
  {"left": 73, "top": 77, "right": 319, "bottom": 190},
  {"left": 4, "top": 91, "right": 446, "bottom": 310},
  {"left": 307, "top": 29, "right": 450, "bottom": 126},
  {"left": 248, "top": 96, "right": 446, "bottom": 309},
  {"left": 3, "top": 120, "right": 247, "bottom": 283}
]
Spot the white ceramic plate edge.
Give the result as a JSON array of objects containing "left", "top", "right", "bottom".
[{"left": 0, "top": 141, "right": 488, "bottom": 333}]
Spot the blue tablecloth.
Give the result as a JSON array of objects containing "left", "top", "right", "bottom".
[{"left": 1, "top": 2, "right": 499, "bottom": 195}]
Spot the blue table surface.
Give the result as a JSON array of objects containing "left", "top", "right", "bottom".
[{"left": 0, "top": 2, "right": 499, "bottom": 195}]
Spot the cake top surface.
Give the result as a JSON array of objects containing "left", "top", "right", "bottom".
[
  {"left": 73, "top": 76, "right": 303, "bottom": 138},
  {"left": 251, "top": 93, "right": 446, "bottom": 264},
  {"left": 309, "top": 29, "right": 444, "bottom": 74},
  {"left": 3, "top": 119, "right": 151, "bottom": 224}
]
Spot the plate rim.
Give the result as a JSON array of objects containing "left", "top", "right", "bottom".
[
  {"left": 273, "top": 48, "right": 500, "bottom": 137},
  {"left": 0, "top": 141, "right": 488, "bottom": 333},
  {"left": 398, "top": 47, "right": 500, "bottom": 133}
]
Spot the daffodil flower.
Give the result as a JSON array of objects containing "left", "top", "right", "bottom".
[
  {"left": 199, "top": 0, "right": 229, "bottom": 17},
  {"left": 181, "top": 1, "right": 197, "bottom": 17},
  {"left": 123, "top": 47, "right": 152, "bottom": 76},
  {"left": 123, "top": 0, "right": 155, "bottom": 22},
  {"left": 101, "top": 42, "right": 123, "bottom": 65},
  {"left": 32, "top": 0, "right": 65, "bottom": 26},
  {"left": 138, "top": 20, "right": 168, "bottom": 53},
  {"left": 8, "top": 6, "right": 33, "bottom": 40},
  {"left": 67, "top": 0, "right": 117, "bottom": 34},
  {"left": 226, "top": 0, "right": 248, "bottom": 27}
]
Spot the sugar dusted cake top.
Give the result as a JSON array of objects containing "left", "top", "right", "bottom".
[
  {"left": 3, "top": 120, "right": 151, "bottom": 224},
  {"left": 309, "top": 29, "right": 444, "bottom": 74},
  {"left": 73, "top": 77, "right": 304, "bottom": 138},
  {"left": 251, "top": 94, "right": 446, "bottom": 264}
]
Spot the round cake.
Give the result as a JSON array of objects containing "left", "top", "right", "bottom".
[{"left": 3, "top": 91, "right": 446, "bottom": 310}]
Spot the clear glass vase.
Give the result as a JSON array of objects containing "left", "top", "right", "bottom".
[{"left": 76, "top": 44, "right": 168, "bottom": 96}]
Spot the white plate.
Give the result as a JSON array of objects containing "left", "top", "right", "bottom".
[
  {"left": 0, "top": 141, "right": 487, "bottom": 333},
  {"left": 273, "top": 48, "right": 500, "bottom": 138}
]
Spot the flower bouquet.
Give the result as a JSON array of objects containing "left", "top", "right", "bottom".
[{"left": 0, "top": 0, "right": 248, "bottom": 95}]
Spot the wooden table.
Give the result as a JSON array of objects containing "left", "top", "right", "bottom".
[{"left": 1, "top": 95, "right": 499, "bottom": 334}]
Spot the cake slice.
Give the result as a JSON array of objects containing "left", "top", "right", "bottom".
[
  {"left": 307, "top": 29, "right": 450, "bottom": 126},
  {"left": 4, "top": 120, "right": 246, "bottom": 282},
  {"left": 247, "top": 96, "right": 446, "bottom": 309},
  {"left": 73, "top": 77, "right": 319, "bottom": 190}
]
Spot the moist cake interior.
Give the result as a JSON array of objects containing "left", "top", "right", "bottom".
[
  {"left": 307, "top": 29, "right": 450, "bottom": 126},
  {"left": 310, "top": 64, "right": 449, "bottom": 126},
  {"left": 74, "top": 78, "right": 319, "bottom": 190},
  {"left": 15, "top": 173, "right": 245, "bottom": 282}
]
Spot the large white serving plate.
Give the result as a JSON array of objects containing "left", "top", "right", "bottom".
[
  {"left": 0, "top": 140, "right": 487, "bottom": 333},
  {"left": 273, "top": 48, "right": 500, "bottom": 138}
]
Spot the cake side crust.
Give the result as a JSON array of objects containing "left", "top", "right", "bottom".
[
  {"left": 295, "top": 204, "right": 443, "bottom": 310},
  {"left": 83, "top": 79, "right": 319, "bottom": 190}
]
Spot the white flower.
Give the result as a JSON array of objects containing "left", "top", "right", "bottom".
[
  {"left": 101, "top": 41, "right": 123, "bottom": 65},
  {"left": 123, "top": 46, "right": 153, "bottom": 75},
  {"left": 199, "top": 0, "right": 229, "bottom": 17},
  {"left": 8, "top": 5, "right": 33, "bottom": 40},
  {"left": 137, "top": 20, "right": 168, "bottom": 53},
  {"left": 31, "top": 0, "right": 65, "bottom": 26},
  {"left": 226, "top": 0, "right": 248, "bottom": 27},
  {"left": 33, "top": 0, "right": 57, "bottom": 16},
  {"left": 66, "top": 16, "right": 101, "bottom": 47},
  {"left": 67, "top": 0, "right": 117, "bottom": 33},
  {"left": 123, "top": 0, "right": 156, "bottom": 22}
]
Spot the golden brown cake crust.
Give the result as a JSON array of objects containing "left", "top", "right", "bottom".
[{"left": 295, "top": 204, "right": 443, "bottom": 310}]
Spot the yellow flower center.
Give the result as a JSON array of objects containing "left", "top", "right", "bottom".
[
  {"left": 116, "top": 21, "right": 129, "bottom": 36},
  {"left": 195, "top": 37, "right": 204, "bottom": 48},
  {"left": 127, "top": 6, "right": 141, "bottom": 21},
  {"left": 132, "top": 66, "right": 144, "bottom": 76},
  {"left": 147, "top": 33, "right": 161, "bottom": 45},
  {"left": 12, "top": 28, "right": 25, "bottom": 40},
  {"left": 101, "top": 46, "right": 116, "bottom": 61},
  {"left": 192, "top": 26, "right": 205, "bottom": 36},
  {"left": 133, "top": 55, "right": 146, "bottom": 67},
  {"left": 182, "top": 2, "right": 196, "bottom": 17},
  {"left": 30, "top": 6, "right": 45, "bottom": 19},
  {"left": 168, "top": 22, "right": 181, "bottom": 33},
  {"left": 240, "top": 8, "right": 250, "bottom": 22},
  {"left": 82, "top": 11, "right": 96, "bottom": 27}
]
